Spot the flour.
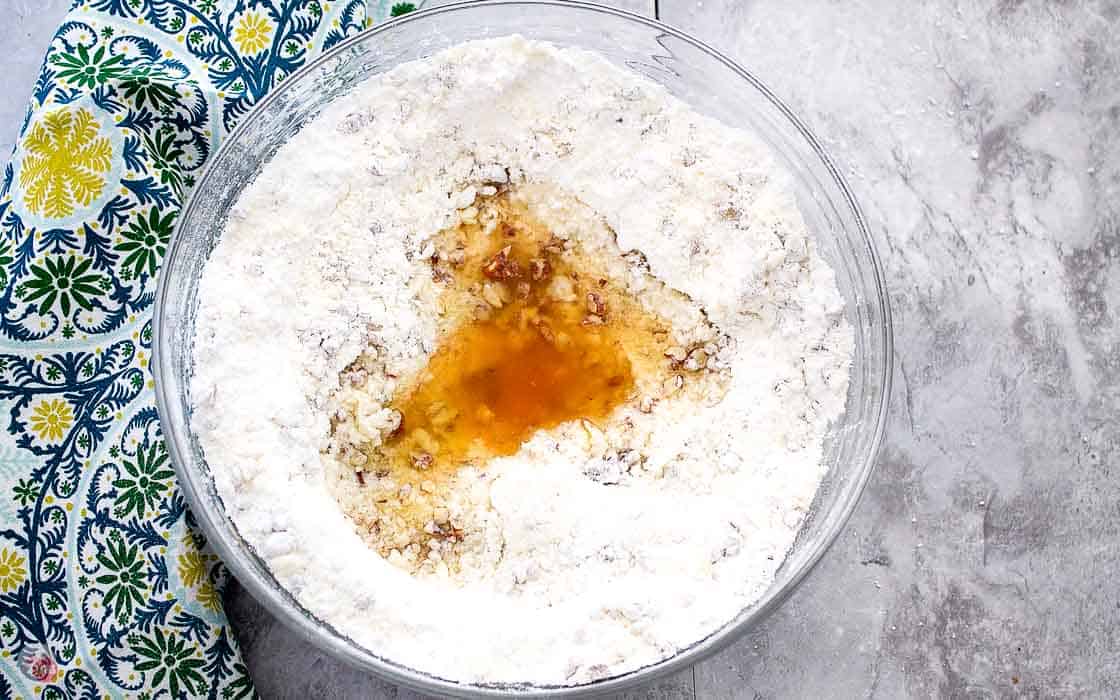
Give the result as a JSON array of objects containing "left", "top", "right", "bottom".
[{"left": 191, "top": 36, "right": 853, "bottom": 685}]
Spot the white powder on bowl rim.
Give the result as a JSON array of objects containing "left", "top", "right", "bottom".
[{"left": 191, "top": 36, "right": 853, "bottom": 685}]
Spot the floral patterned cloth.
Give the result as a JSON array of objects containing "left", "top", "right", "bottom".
[{"left": 0, "top": 1, "right": 409, "bottom": 697}]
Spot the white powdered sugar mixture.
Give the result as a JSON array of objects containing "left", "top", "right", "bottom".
[{"left": 192, "top": 37, "right": 853, "bottom": 685}]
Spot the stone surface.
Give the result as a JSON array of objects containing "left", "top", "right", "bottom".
[
  {"left": 6, "top": 0, "right": 1118, "bottom": 697},
  {"left": 661, "top": 1, "right": 1120, "bottom": 697}
]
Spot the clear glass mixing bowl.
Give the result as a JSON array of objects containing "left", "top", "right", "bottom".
[{"left": 153, "top": 2, "right": 892, "bottom": 696}]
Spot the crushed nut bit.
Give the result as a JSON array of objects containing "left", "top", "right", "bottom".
[
  {"left": 516, "top": 281, "right": 531, "bottom": 298},
  {"left": 343, "top": 367, "right": 368, "bottom": 388},
  {"left": 386, "top": 409, "right": 403, "bottom": 435},
  {"left": 529, "top": 257, "right": 551, "bottom": 281},
  {"left": 662, "top": 374, "right": 685, "bottom": 396},
  {"left": 411, "top": 452, "right": 434, "bottom": 471},
  {"left": 719, "top": 204, "right": 742, "bottom": 221},
  {"left": 639, "top": 396, "right": 655, "bottom": 413},
  {"left": 622, "top": 248, "right": 650, "bottom": 272},
  {"left": 664, "top": 346, "right": 687, "bottom": 362},
  {"left": 474, "top": 301, "right": 494, "bottom": 321},
  {"left": 543, "top": 234, "right": 566, "bottom": 256},
  {"left": 582, "top": 314, "right": 604, "bottom": 326},
  {"left": 684, "top": 348, "right": 708, "bottom": 372},
  {"left": 588, "top": 664, "right": 611, "bottom": 680},
  {"left": 586, "top": 292, "right": 607, "bottom": 317},
  {"left": 482, "top": 245, "right": 521, "bottom": 280},
  {"left": 447, "top": 247, "right": 466, "bottom": 267}
]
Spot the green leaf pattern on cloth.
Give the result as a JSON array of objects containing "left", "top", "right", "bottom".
[{"left": 0, "top": 0, "right": 413, "bottom": 696}]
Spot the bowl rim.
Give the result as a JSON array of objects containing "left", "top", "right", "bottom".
[{"left": 153, "top": 1, "right": 894, "bottom": 696}]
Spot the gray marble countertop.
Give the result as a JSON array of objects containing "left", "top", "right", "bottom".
[{"left": 5, "top": 1, "right": 1117, "bottom": 697}]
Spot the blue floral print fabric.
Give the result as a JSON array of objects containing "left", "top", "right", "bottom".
[{"left": 0, "top": 1, "right": 404, "bottom": 696}]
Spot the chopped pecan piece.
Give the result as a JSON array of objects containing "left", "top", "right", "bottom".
[
  {"left": 543, "top": 234, "right": 566, "bottom": 256},
  {"left": 586, "top": 292, "right": 607, "bottom": 317},
  {"left": 684, "top": 347, "right": 708, "bottom": 372},
  {"left": 529, "top": 257, "right": 551, "bottom": 281},
  {"left": 482, "top": 245, "right": 521, "bottom": 280}
]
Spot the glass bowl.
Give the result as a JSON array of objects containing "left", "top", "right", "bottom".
[{"left": 153, "top": 1, "right": 892, "bottom": 696}]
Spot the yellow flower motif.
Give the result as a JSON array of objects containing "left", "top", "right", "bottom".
[
  {"left": 233, "top": 11, "right": 273, "bottom": 55},
  {"left": 178, "top": 538, "right": 221, "bottom": 610},
  {"left": 177, "top": 549, "right": 208, "bottom": 588},
  {"left": 0, "top": 549, "right": 27, "bottom": 592},
  {"left": 20, "top": 108, "right": 112, "bottom": 218},
  {"left": 196, "top": 579, "right": 222, "bottom": 613},
  {"left": 30, "top": 399, "right": 74, "bottom": 443}
]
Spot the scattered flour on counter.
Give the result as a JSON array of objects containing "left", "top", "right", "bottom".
[{"left": 191, "top": 36, "right": 853, "bottom": 686}]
